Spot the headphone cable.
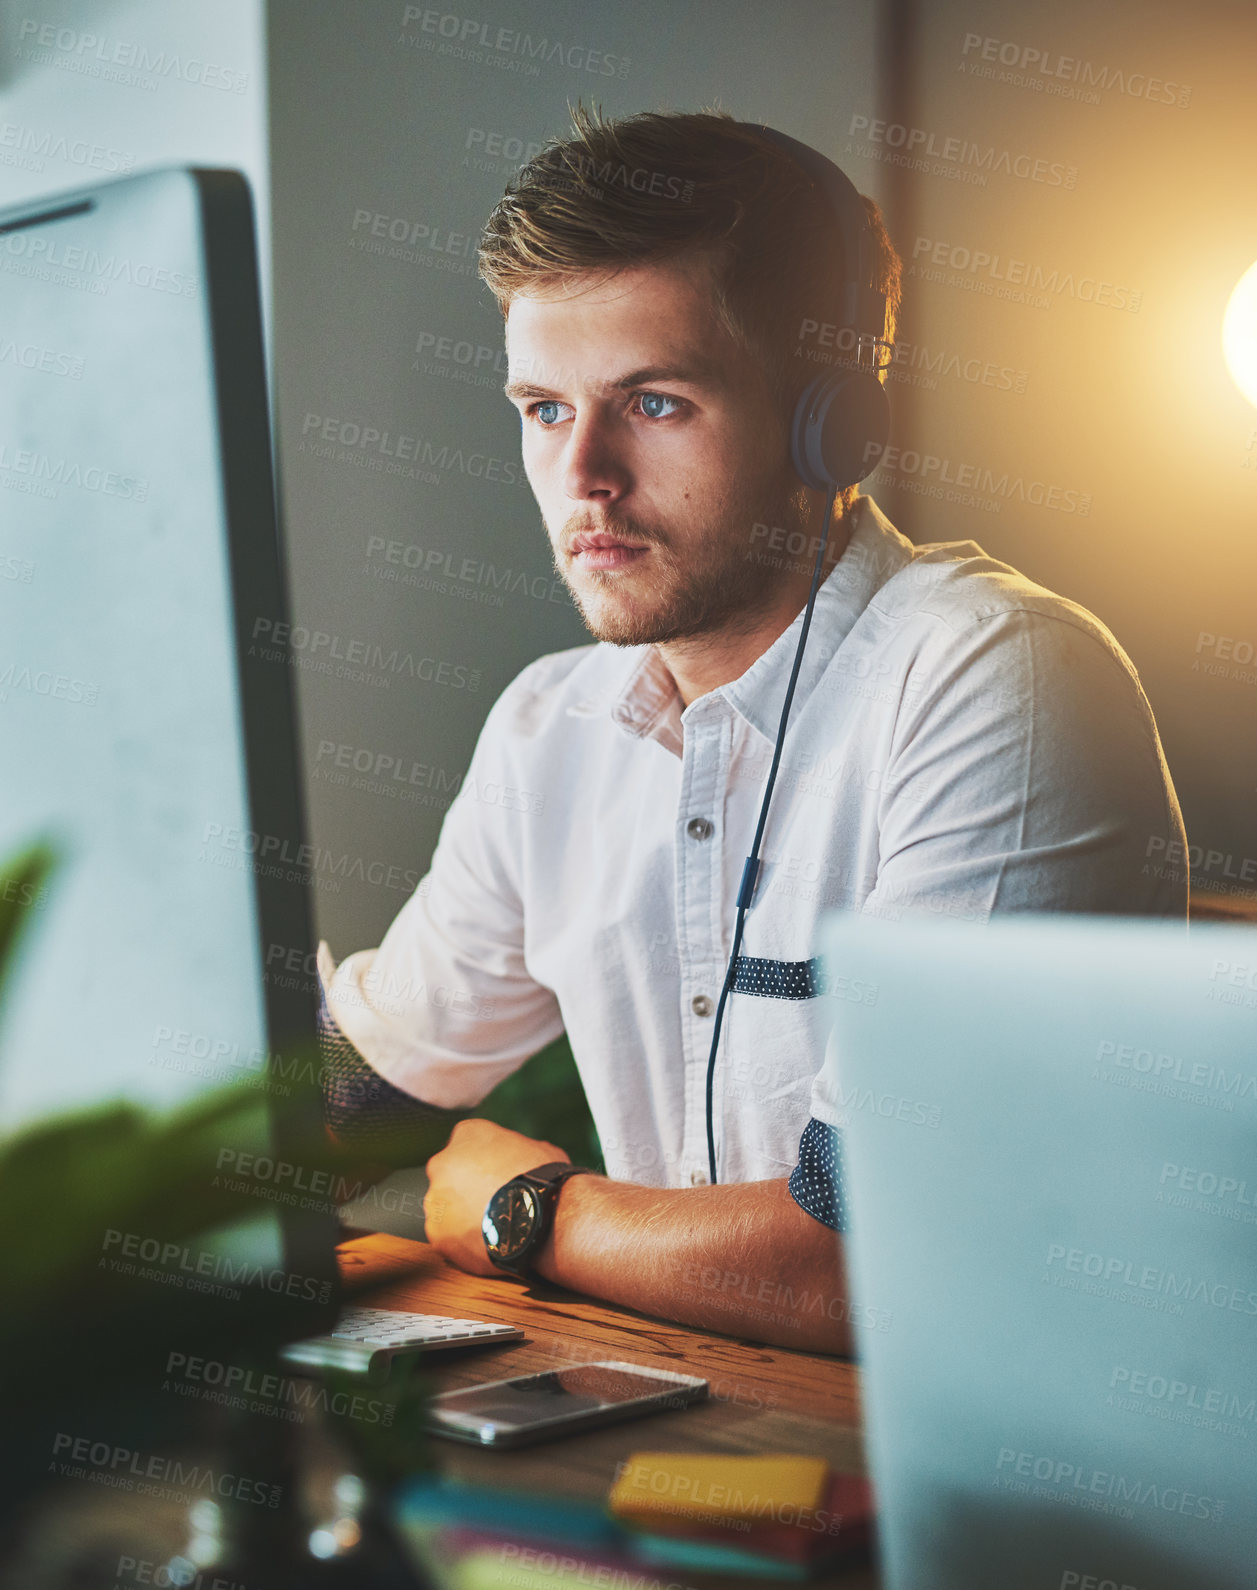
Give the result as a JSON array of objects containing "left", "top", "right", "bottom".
[{"left": 703, "top": 480, "right": 841, "bottom": 1186}]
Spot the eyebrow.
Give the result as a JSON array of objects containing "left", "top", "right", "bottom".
[{"left": 503, "top": 360, "right": 725, "bottom": 402}]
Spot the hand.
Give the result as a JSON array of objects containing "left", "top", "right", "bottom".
[{"left": 423, "top": 1118, "right": 570, "bottom": 1277}]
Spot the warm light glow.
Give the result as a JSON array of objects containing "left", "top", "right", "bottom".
[{"left": 1223, "top": 260, "right": 1257, "bottom": 407}]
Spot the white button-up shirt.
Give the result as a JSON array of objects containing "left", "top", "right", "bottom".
[{"left": 319, "top": 495, "right": 1187, "bottom": 1188}]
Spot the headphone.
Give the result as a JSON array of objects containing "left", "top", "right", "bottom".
[{"left": 703, "top": 124, "right": 893, "bottom": 1185}]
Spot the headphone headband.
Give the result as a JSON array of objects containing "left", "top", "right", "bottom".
[
  {"left": 739, "top": 122, "right": 889, "bottom": 353},
  {"left": 735, "top": 121, "right": 892, "bottom": 491}
]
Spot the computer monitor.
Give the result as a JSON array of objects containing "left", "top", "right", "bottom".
[{"left": 0, "top": 167, "right": 340, "bottom": 1337}]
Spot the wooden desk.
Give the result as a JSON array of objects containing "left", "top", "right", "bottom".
[{"left": 341, "top": 1233, "right": 880, "bottom": 1588}]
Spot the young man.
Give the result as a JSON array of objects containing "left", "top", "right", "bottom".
[{"left": 318, "top": 106, "right": 1187, "bottom": 1355}]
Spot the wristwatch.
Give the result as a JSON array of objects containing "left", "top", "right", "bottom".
[{"left": 482, "top": 1161, "right": 591, "bottom": 1276}]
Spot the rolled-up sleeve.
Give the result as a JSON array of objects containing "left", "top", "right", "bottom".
[
  {"left": 788, "top": 1114, "right": 849, "bottom": 1232},
  {"left": 317, "top": 969, "right": 457, "bottom": 1144},
  {"left": 319, "top": 684, "right": 566, "bottom": 1110}
]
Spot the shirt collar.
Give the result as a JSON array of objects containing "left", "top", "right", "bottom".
[
  {"left": 721, "top": 494, "right": 913, "bottom": 743},
  {"left": 587, "top": 494, "right": 914, "bottom": 754}
]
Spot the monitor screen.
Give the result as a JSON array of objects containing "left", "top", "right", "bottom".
[{"left": 0, "top": 167, "right": 339, "bottom": 1329}]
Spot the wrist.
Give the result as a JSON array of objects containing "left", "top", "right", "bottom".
[{"left": 532, "top": 1169, "right": 601, "bottom": 1284}]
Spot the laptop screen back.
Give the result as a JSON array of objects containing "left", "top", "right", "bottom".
[{"left": 820, "top": 909, "right": 1257, "bottom": 1590}]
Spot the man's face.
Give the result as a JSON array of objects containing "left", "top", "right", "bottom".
[{"left": 504, "top": 258, "right": 810, "bottom": 647}]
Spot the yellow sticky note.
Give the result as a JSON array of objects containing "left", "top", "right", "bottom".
[{"left": 608, "top": 1452, "right": 830, "bottom": 1528}]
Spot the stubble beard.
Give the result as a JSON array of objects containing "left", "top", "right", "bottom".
[{"left": 550, "top": 471, "right": 815, "bottom": 648}]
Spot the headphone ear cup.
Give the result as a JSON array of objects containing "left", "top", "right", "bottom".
[{"left": 790, "top": 370, "right": 891, "bottom": 491}]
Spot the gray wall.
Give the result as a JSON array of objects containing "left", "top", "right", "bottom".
[{"left": 268, "top": 0, "right": 886, "bottom": 956}]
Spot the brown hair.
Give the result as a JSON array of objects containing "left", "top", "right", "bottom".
[{"left": 478, "top": 101, "right": 902, "bottom": 434}]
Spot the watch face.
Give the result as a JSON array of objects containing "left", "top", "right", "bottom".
[{"left": 483, "top": 1181, "right": 542, "bottom": 1264}]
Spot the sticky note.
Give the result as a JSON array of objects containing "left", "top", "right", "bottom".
[{"left": 608, "top": 1452, "right": 831, "bottom": 1528}]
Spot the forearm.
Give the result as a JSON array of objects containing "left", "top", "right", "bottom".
[{"left": 534, "top": 1174, "right": 854, "bottom": 1356}]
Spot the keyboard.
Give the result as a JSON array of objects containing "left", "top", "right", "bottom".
[{"left": 279, "top": 1306, "right": 524, "bottom": 1382}]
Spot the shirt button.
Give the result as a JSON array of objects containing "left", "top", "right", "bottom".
[
  {"left": 689, "top": 1169, "right": 707, "bottom": 1186},
  {"left": 691, "top": 994, "right": 714, "bottom": 1017},
  {"left": 686, "top": 817, "right": 713, "bottom": 841}
]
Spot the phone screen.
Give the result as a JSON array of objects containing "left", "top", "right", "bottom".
[{"left": 430, "top": 1363, "right": 702, "bottom": 1439}]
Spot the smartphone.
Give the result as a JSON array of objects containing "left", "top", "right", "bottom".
[{"left": 425, "top": 1360, "right": 709, "bottom": 1447}]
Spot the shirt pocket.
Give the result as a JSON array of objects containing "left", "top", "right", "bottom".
[{"left": 718, "top": 984, "right": 831, "bottom": 1175}]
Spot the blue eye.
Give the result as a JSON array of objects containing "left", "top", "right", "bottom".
[{"left": 523, "top": 392, "right": 682, "bottom": 426}]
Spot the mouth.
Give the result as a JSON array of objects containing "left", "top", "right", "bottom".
[{"left": 569, "top": 532, "right": 650, "bottom": 571}]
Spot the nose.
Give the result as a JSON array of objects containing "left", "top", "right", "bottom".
[{"left": 562, "top": 406, "right": 631, "bottom": 504}]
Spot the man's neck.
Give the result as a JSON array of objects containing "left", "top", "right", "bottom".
[{"left": 656, "top": 507, "right": 856, "bottom": 709}]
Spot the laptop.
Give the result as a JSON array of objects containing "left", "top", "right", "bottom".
[{"left": 818, "top": 909, "right": 1257, "bottom": 1590}]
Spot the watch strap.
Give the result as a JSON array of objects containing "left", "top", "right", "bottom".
[{"left": 520, "top": 1160, "right": 589, "bottom": 1192}]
